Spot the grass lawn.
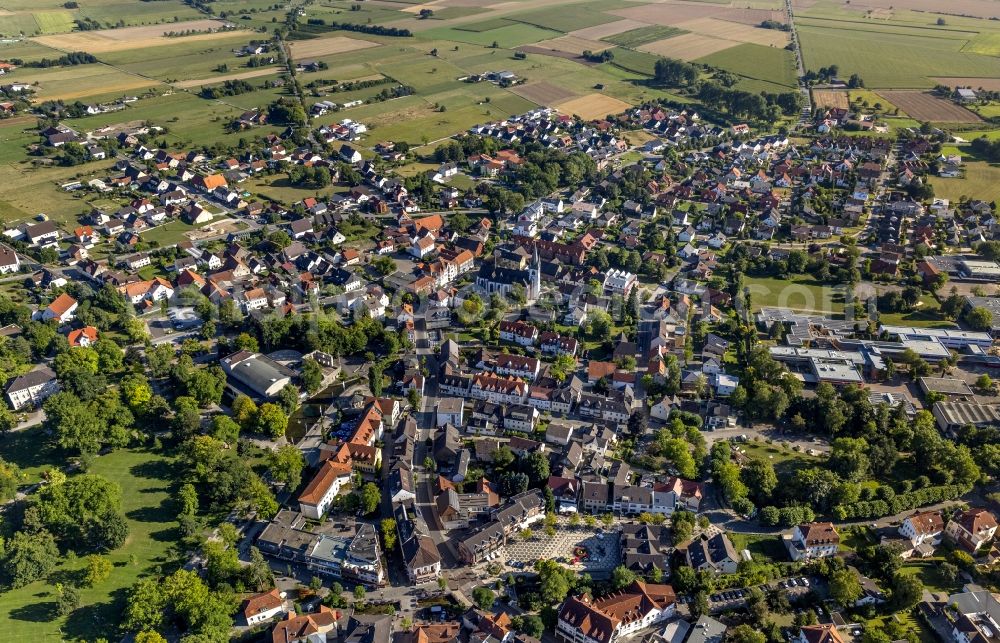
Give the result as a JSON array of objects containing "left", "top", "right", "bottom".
[
  {"left": 740, "top": 441, "right": 822, "bottom": 469},
  {"left": 898, "top": 559, "right": 963, "bottom": 596},
  {"left": 930, "top": 161, "right": 1000, "bottom": 203},
  {"left": 729, "top": 533, "right": 787, "bottom": 561},
  {"left": 866, "top": 611, "right": 937, "bottom": 643},
  {"left": 0, "top": 447, "right": 182, "bottom": 641},
  {"left": 141, "top": 219, "right": 198, "bottom": 246},
  {"left": 744, "top": 275, "right": 846, "bottom": 314},
  {"left": 877, "top": 294, "right": 955, "bottom": 329}
]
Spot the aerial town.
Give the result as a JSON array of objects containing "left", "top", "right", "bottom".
[{"left": 2, "top": 0, "right": 1000, "bottom": 642}]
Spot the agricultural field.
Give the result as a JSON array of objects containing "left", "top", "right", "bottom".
[
  {"left": 32, "top": 20, "right": 250, "bottom": 54},
  {"left": 795, "top": 2, "right": 1000, "bottom": 88},
  {"left": 812, "top": 89, "right": 850, "bottom": 110},
  {"left": 877, "top": 91, "right": 982, "bottom": 123},
  {"left": 554, "top": 93, "right": 633, "bottom": 120},
  {"left": 0, "top": 0, "right": 202, "bottom": 37},
  {"left": 602, "top": 25, "right": 688, "bottom": 48},
  {"left": 696, "top": 43, "right": 798, "bottom": 89}
]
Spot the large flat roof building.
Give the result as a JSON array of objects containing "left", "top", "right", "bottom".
[{"left": 220, "top": 350, "right": 296, "bottom": 399}]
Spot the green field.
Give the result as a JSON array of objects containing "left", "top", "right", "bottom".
[
  {"left": 0, "top": 446, "right": 181, "bottom": 641},
  {"left": 877, "top": 294, "right": 955, "bottom": 329},
  {"left": 608, "top": 46, "right": 660, "bottom": 76},
  {"left": 0, "top": 0, "right": 203, "bottom": 36},
  {"left": 419, "top": 23, "right": 560, "bottom": 48},
  {"left": 602, "top": 26, "right": 687, "bottom": 48},
  {"left": 744, "top": 275, "right": 847, "bottom": 314},
  {"left": 797, "top": 14, "right": 1000, "bottom": 88},
  {"left": 508, "top": 4, "right": 615, "bottom": 33},
  {"left": 96, "top": 34, "right": 264, "bottom": 82},
  {"left": 697, "top": 43, "right": 798, "bottom": 89},
  {"left": 930, "top": 160, "right": 1000, "bottom": 203},
  {"left": 453, "top": 18, "right": 517, "bottom": 33},
  {"left": 64, "top": 91, "right": 284, "bottom": 148}
]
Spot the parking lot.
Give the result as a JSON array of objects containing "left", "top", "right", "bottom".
[
  {"left": 504, "top": 527, "right": 621, "bottom": 577},
  {"left": 705, "top": 576, "right": 822, "bottom": 612}
]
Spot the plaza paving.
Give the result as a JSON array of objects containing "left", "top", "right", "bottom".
[{"left": 504, "top": 526, "right": 621, "bottom": 576}]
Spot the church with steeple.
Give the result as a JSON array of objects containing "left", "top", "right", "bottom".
[{"left": 474, "top": 245, "right": 541, "bottom": 303}]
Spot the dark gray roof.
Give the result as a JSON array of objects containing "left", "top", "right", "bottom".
[{"left": 5, "top": 365, "right": 56, "bottom": 394}]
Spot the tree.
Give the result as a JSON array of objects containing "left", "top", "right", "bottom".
[
  {"left": 381, "top": 518, "right": 398, "bottom": 551},
  {"left": 28, "top": 473, "right": 129, "bottom": 552},
  {"left": 492, "top": 445, "right": 515, "bottom": 470},
  {"left": 1, "top": 529, "right": 59, "bottom": 588},
  {"left": 965, "top": 306, "right": 993, "bottom": 331},
  {"left": 353, "top": 585, "right": 366, "bottom": 601},
  {"left": 550, "top": 354, "right": 576, "bottom": 382},
  {"left": 277, "top": 383, "right": 300, "bottom": 415},
  {"left": 512, "top": 614, "right": 544, "bottom": 637},
  {"left": 726, "top": 624, "right": 766, "bottom": 643},
  {"left": 975, "top": 374, "right": 994, "bottom": 393},
  {"left": 211, "top": 415, "right": 241, "bottom": 444},
  {"left": 691, "top": 591, "right": 710, "bottom": 618},
  {"left": 829, "top": 568, "right": 862, "bottom": 606},
  {"left": 256, "top": 403, "right": 288, "bottom": 439},
  {"left": 56, "top": 583, "right": 81, "bottom": 616},
  {"left": 232, "top": 394, "right": 258, "bottom": 429},
  {"left": 611, "top": 565, "right": 637, "bottom": 590},
  {"left": 179, "top": 483, "right": 198, "bottom": 516},
  {"left": 890, "top": 573, "right": 923, "bottom": 609},
  {"left": 123, "top": 569, "right": 235, "bottom": 637},
  {"left": 268, "top": 445, "right": 305, "bottom": 489},
  {"left": 245, "top": 547, "right": 274, "bottom": 591},
  {"left": 741, "top": 458, "right": 777, "bottom": 500},
  {"left": 358, "top": 482, "right": 380, "bottom": 515},
  {"left": 472, "top": 586, "right": 496, "bottom": 610},
  {"left": 121, "top": 374, "right": 153, "bottom": 411},
  {"left": 84, "top": 554, "right": 112, "bottom": 587},
  {"left": 135, "top": 632, "right": 168, "bottom": 643},
  {"left": 302, "top": 358, "right": 323, "bottom": 395}
]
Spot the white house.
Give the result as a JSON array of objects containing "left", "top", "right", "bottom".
[
  {"left": 41, "top": 293, "right": 78, "bottom": 323},
  {"left": 242, "top": 589, "right": 284, "bottom": 626},
  {"left": 298, "top": 461, "right": 353, "bottom": 519},
  {"left": 897, "top": 510, "right": 944, "bottom": 557},
  {"left": 784, "top": 522, "right": 840, "bottom": 561},
  {"left": 5, "top": 365, "right": 59, "bottom": 411},
  {"left": 0, "top": 243, "right": 19, "bottom": 274}
]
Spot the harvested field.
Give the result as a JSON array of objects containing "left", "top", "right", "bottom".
[
  {"left": 933, "top": 78, "right": 1000, "bottom": 92},
  {"left": 554, "top": 93, "right": 631, "bottom": 120},
  {"left": 570, "top": 19, "right": 650, "bottom": 41},
  {"left": 509, "top": 80, "right": 579, "bottom": 105},
  {"left": 878, "top": 91, "right": 982, "bottom": 122},
  {"left": 839, "top": 0, "right": 1000, "bottom": 19},
  {"left": 812, "top": 88, "right": 849, "bottom": 110},
  {"left": 32, "top": 19, "right": 239, "bottom": 53},
  {"left": 717, "top": 7, "right": 786, "bottom": 25},
  {"left": 173, "top": 67, "right": 280, "bottom": 89},
  {"left": 672, "top": 17, "right": 790, "bottom": 46},
  {"left": 639, "top": 32, "right": 738, "bottom": 59},
  {"left": 532, "top": 35, "right": 612, "bottom": 55},
  {"left": 287, "top": 36, "right": 380, "bottom": 58}
]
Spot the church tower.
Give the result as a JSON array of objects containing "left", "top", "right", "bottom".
[{"left": 528, "top": 244, "right": 541, "bottom": 301}]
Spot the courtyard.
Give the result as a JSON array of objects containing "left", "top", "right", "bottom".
[{"left": 504, "top": 525, "right": 621, "bottom": 578}]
